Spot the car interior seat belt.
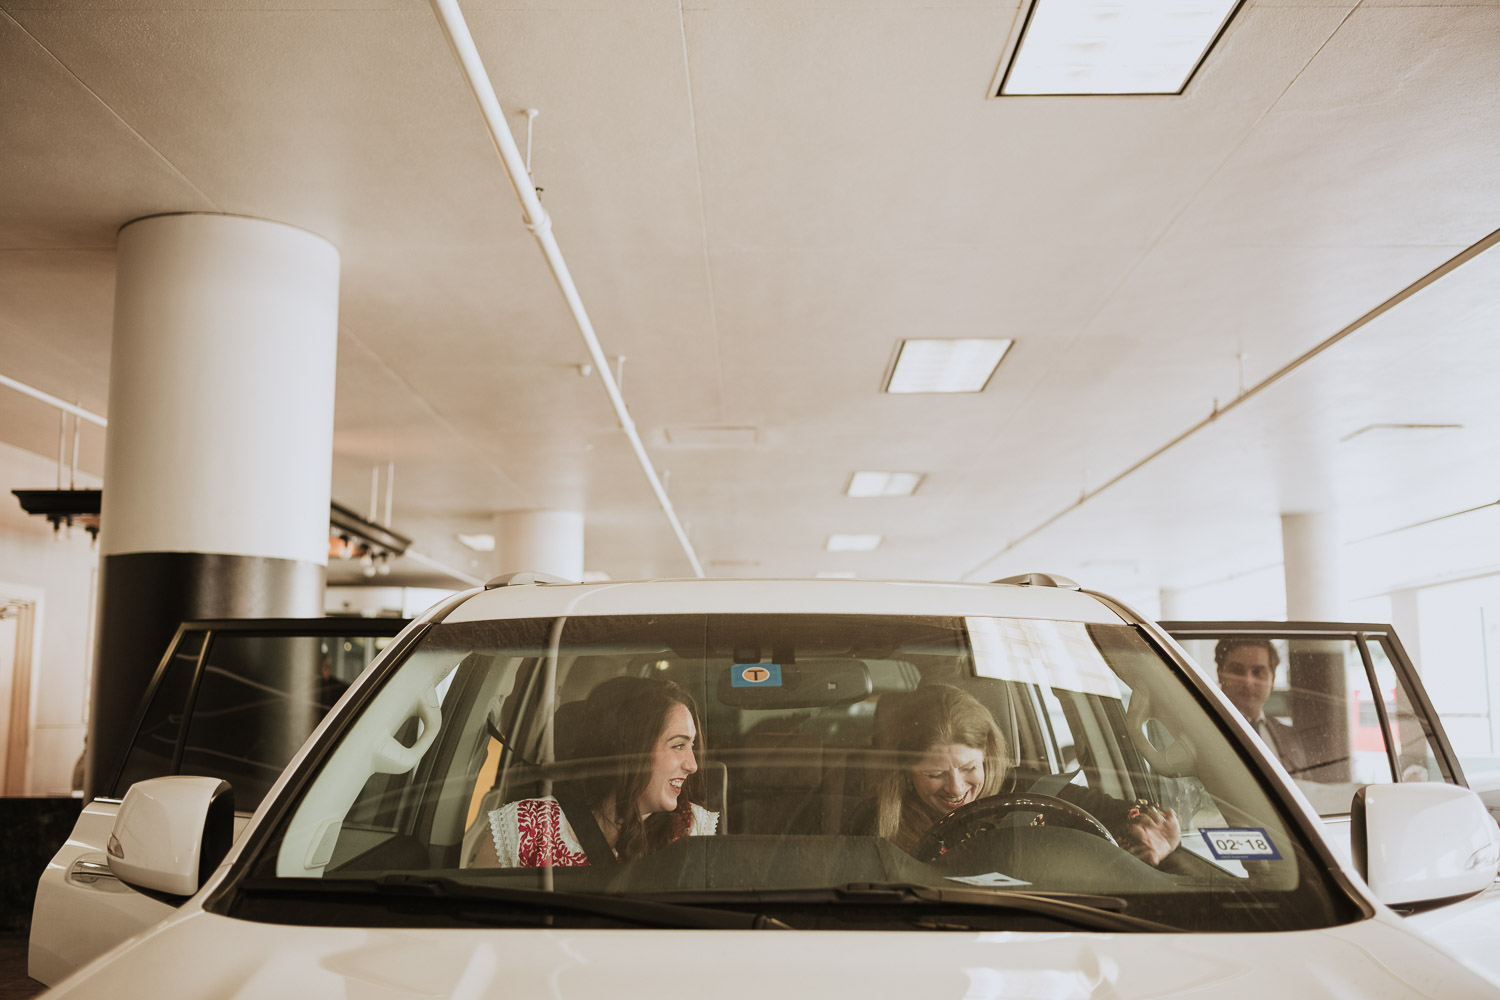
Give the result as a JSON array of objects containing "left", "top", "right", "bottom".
[
  {"left": 553, "top": 784, "right": 620, "bottom": 866},
  {"left": 1028, "top": 769, "right": 1081, "bottom": 797}
]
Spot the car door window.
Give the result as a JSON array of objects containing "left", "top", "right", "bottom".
[
  {"left": 111, "top": 630, "right": 206, "bottom": 795},
  {"left": 1172, "top": 629, "right": 1458, "bottom": 817},
  {"left": 1366, "top": 637, "right": 1448, "bottom": 784},
  {"left": 178, "top": 631, "right": 393, "bottom": 811}
]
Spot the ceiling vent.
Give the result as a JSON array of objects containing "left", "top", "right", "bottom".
[
  {"left": 662, "top": 426, "right": 759, "bottom": 448},
  {"left": 1340, "top": 423, "right": 1463, "bottom": 444}
]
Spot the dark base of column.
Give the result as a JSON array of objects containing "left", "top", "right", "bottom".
[{"left": 84, "top": 551, "right": 325, "bottom": 799}]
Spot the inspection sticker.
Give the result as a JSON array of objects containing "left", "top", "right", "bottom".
[
  {"left": 731, "top": 663, "right": 782, "bottom": 687},
  {"left": 946, "top": 871, "right": 1031, "bottom": 888},
  {"left": 1199, "top": 828, "right": 1281, "bottom": 861}
]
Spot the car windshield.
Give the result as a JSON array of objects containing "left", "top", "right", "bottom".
[{"left": 230, "top": 612, "right": 1356, "bottom": 932}]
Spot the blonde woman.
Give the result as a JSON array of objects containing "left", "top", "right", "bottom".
[
  {"left": 874, "top": 684, "right": 1178, "bottom": 865},
  {"left": 876, "top": 684, "right": 1009, "bottom": 853}
]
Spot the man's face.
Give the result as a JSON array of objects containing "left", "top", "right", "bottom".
[{"left": 1218, "top": 644, "right": 1275, "bottom": 722}]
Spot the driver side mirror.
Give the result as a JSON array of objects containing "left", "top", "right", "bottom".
[
  {"left": 1351, "top": 783, "right": 1499, "bottom": 907},
  {"left": 107, "top": 776, "right": 235, "bottom": 897}
]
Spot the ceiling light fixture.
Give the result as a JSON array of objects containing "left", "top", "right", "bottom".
[
  {"left": 826, "top": 534, "right": 882, "bottom": 552},
  {"left": 846, "top": 471, "right": 924, "bottom": 498},
  {"left": 997, "top": 0, "right": 1244, "bottom": 97},
  {"left": 329, "top": 501, "right": 412, "bottom": 568},
  {"left": 883, "top": 339, "right": 1013, "bottom": 394},
  {"left": 456, "top": 532, "right": 496, "bottom": 552}
]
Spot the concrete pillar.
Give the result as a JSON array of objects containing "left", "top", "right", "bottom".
[
  {"left": 1388, "top": 588, "right": 1423, "bottom": 672},
  {"left": 1281, "top": 511, "right": 1343, "bottom": 620},
  {"left": 496, "top": 510, "right": 584, "bottom": 581},
  {"left": 1280, "top": 510, "right": 1348, "bottom": 780},
  {"left": 1157, "top": 587, "right": 1190, "bottom": 621},
  {"left": 88, "top": 214, "right": 339, "bottom": 797}
]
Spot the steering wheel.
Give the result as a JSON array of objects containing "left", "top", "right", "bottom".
[{"left": 911, "top": 793, "right": 1118, "bottom": 864}]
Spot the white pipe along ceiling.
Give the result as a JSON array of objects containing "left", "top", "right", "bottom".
[{"left": 425, "top": 0, "right": 705, "bottom": 579}]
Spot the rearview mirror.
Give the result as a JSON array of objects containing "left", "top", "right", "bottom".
[
  {"left": 107, "top": 775, "right": 235, "bottom": 897},
  {"left": 1352, "top": 783, "right": 1499, "bottom": 907}
]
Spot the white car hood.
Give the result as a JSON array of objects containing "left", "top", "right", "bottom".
[{"left": 47, "top": 908, "right": 1494, "bottom": 1000}]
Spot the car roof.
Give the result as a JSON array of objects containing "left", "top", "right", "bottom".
[{"left": 441, "top": 577, "right": 1129, "bottom": 625}]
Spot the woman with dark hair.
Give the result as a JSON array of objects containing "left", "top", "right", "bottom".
[
  {"left": 473, "top": 676, "right": 718, "bottom": 867},
  {"left": 876, "top": 684, "right": 1179, "bottom": 865}
]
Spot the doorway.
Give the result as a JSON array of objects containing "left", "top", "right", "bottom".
[{"left": 0, "top": 598, "right": 38, "bottom": 795}]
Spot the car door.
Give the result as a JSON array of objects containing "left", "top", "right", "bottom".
[
  {"left": 1163, "top": 620, "right": 1500, "bottom": 987},
  {"left": 29, "top": 617, "right": 408, "bottom": 986},
  {"left": 1161, "top": 621, "right": 1464, "bottom": 856}
]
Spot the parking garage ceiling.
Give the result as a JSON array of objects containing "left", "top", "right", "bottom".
[{"left": 2, "top": 0, "right": 1498, "bottom": 603}]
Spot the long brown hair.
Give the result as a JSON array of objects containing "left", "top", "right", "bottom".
[
  {"left": 875, "top": 684, "right": 1008, "bottom": 850},
  {"left": 577, "top": 676, "right": 705, "bottom": 861}
]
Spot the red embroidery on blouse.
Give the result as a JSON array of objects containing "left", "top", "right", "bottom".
[
  {"left": 670, "top": 800, "right": 693, "bottom": 842},
  {"left": 516, "top": 799, "right": 590, "bottom": 868}
]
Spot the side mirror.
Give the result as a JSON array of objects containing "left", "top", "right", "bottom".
[
  {"left": 107, "top": 776, "right": 235, "bottom": 897},
  {"left": 1352, "top": 783, "right": 1500, "bottom": 907}
]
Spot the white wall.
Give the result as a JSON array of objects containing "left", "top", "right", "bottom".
[
  {"left": 0, "top": 439, "right": 100, "bottom": 796},
  {"left": 1404, "top": 574, "right": 1500, "bottom": 767},
  {"left": 325, "top": 586, "right": 458, "bottom": 619}
]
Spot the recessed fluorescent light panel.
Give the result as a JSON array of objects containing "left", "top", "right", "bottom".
[
  {"left": 826, "top": 534, "right": 882, "bottom": 552},
  {"left": 999, "top": 0, "right": 1244, "bottom": 97},
  {"left": 846, "top": 471, "right": 924, "bottom": 498},
  {"left": 884, "top": 339, "right": 1013, "bottom": 394},
  {"left": 456, "top": 533, "right": 495, "bottom": 552}
]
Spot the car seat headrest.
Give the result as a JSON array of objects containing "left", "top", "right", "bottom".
[{"left": 550, "top": 699, "right": 591, "bottom": 761}]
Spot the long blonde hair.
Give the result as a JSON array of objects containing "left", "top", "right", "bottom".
[{"left": 875, "top": 684, "right": 1009, "bottom": 850}]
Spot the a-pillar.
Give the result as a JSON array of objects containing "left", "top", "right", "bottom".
[
  {"left": 87, "top": 214, "right": 339, "bottom": 797},
  {"left": 496, "top": 510, "right": 584, "bottom": 581},
  {"left": 1280, "top": 510, "right": 1347, "bottom": 780}
]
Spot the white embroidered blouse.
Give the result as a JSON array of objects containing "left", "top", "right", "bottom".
[{"left": 487, "top": 796, "right": 719, "bottom": 868}]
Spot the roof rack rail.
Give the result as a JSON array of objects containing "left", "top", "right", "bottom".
[
  {"left": 484, "top": 571, "right": 576, "bottom": 589},
  {"left": 991, "top": 572, "right": 1080, "bottom": 590}
]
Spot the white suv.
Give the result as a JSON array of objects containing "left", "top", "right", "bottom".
[{"left": 38, "top": 577, "right": 1500, "bottom": 998}]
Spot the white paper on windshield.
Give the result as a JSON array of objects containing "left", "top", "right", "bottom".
[
  {"left": 967, "top": 617, "right": 1123, "bottom": 699},
  {"left": 945, "top": 871, "right": 1031, "bottom": 888}
]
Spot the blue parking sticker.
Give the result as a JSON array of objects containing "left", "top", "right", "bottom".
[
  {"left": 1199, "top": 828, "right": 1282, "bottom": 861},
  {"left": 731, "top": 663, "right": 782, "bottom": 687}
]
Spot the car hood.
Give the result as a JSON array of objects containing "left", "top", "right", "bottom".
[{"left": 46, "top": 909, "right": 1493, "bottom": 999}]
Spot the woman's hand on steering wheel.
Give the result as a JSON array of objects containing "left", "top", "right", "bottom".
[{"left": 1121, "top": 802, "right": 1180, "bottom": 867}]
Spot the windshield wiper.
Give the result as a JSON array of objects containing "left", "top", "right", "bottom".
[
  {"left": 641, "top": 882, "right": 1174, "bottom": 933},
  {"left": 236, "top": 875, "right": 789, "bottom": 930}
]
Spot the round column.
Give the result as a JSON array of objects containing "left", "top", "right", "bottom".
[
  {"left": 88, "top": 214, "right": 339, "bottom": 797},
  {"left": 1157, "top": 587, "right": 1189, "bottom": 621},
  {"left": 1281, "top": 510, "right": 1343, "bottom": 619},
  {"left": 1280, "top": 509, "right": 1348, "bottom": 780},
  {"left": 495, "top": 510, "right": 584, "bottom": 581}
]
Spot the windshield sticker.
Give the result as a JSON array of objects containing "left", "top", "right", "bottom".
[
  {"left": 966, "top": 617, "right": 1123, "bottom": 699},
  {"left": 1199, "top": 828, "right": 1282, "bottom": 861},
  {"left": 731, "top": 663, "right": 782, "bottom": 687},
  {"left": 945, "top": 871, "right": 1032, "bottom": 888}
]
